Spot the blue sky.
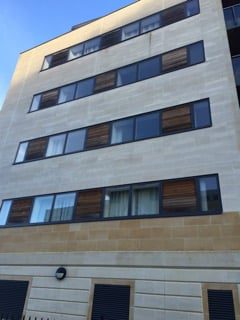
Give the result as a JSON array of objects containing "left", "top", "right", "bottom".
[{"left": 0, "top": 0, "right": 135, "bottom": 109}]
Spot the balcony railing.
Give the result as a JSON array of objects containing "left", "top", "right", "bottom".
[{"left": 224, "top": 4, "right": 240, "bottom": 29}]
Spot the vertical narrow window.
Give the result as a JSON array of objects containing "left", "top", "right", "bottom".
[
  {"left": 132, "top": 183, "right": 159, "bottom": 216},
  {"left": 161, "top": 2, "right": 186, "bottom": 26},
  {"left": 188, "top": 41, "right": 205, "bottom": 65},
  {"left": 138, "top": 57, "right": 161, "bottom": 80},
  {"left": 75, "top": 189, "right": 102, "bottom": 220},
  {"left": 141, "top": 14, "right": 161, "bottom": 33},
  {"left": 232, "top": 56, "right": 240, "bottom": 103},
  {"left": 42, "top": 56, "right": 52, "bottom": 70},
  {"left": 94, "top": 71, "right": 116, "bottom": 93},
  {"left": 86, "top": 124, "right": 110, "bottom": 149},
  {"left": 198, "top": 176, "right": 221, "bottom": 212},
  {"left": 58, "top": 84, "right": 76, "bottom": 104},
  {"left": 208, "top": 290, "right": 236, "bottom": 320},
  {"left": 162, "top": 47, "right": 188, "bottom": 72},
  {"left": 50, "top": 50, "right": 69, "bottom": 67},
  {"left": 104, "top": 187, "right": 129, "bottom": 218},
  {"left": 162, "top": 104, "right": 192, "bottom": 134},
  {"left": 7, "top": 198, "right": 33, "bottom": 224},
  {"left": 65, "top": 129, "right": 86, "bottom": 153},
  {"left": 111, "top": 118, "right": 134, "bottom": 144},
  {"left": 84, "top": 37, "right": 101, "bottom": 54},
  {"left": 39, "top": 89, "right": 59, "bottom": 109},
  {"left": 135, "top": 112, "right": 160, "bottom": 140},
  {"left": 224, "top": 7, "right": 235, "bottom": 30},
  {"left": 117, "top": 65, "right": 137, "bottom": 86},
  {"left": 193, "top": 99, "right": 211, "bottom": 128},
  {"left": 25, "top": 137, "right": 48, "bottom": 161},
  {"left": 30, "top": 94, "right": 41, "bottom": 112},
  {"left": 101, "top": 29, "right": 121, "bottom": 49},
  {"left": 68, "top": 44, "right": 84, "bottom": 60},
  {"left": 0, "top": 201, "right": 12, "bottom": 226},
  {"left": 51, "top": 193, "right": 76, "bottom": 222},
  {"left": 15, "top": 142, "right": 28, "bottom": 163},
  {"left": 163, "top": 178, "right": 197, "bottom": 214},
  {"left": 46, "top": 134, "right": 66, "bottom": 157},
  {"left": 75, "top": 78, "right": 94, "bottom": 99},
  {"left": 30, "top": 196, "right": 54, "bottom": 223},
  {"left": 121, "top": 22, "right": 140, "bottom": 40}
]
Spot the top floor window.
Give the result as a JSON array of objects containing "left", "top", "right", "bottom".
[{"left": 224, "top": 4, "right": 240, "bottom": 29}]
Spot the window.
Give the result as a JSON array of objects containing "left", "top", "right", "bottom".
[
  {"left": 199, "top": 176, "right": 221, "bottom": 212},
  {"left": 46, "top": 134, "right": 66, "bottom": 157},
  {"left": 84, "top": 37, "right": 101, "bottom": 54},
  {"left": 117, "top": 65, "right": 137, "bottom": 86},
  {"left": 135, "top": 112, "right": 160, "bottom": 140},
  {"left": 94, "top": 71, "right": 116, "bottom": 93},
  {"left": 58, "top": 84, "right": 76, "bottom": 104},
  {"left": 0, "top": 201, "right": 12, "bottom": 225},
  {"left": 50, "top": 50, "right": 69, "bottom": 67},
  {"left": 30, "top": 195, "right": 54, "bottom": 223},
  {"left": 163, "top": 178, "right": 197, "bottom": 214},
  {"left": 101, "top": 29, "right": 121, "bottom": 49},
  {"left": 15, "top": 142, "right": 28, "bottom": 163},
  {"left": 75, "top": 78, "right": 94, "bottom": 99},
  {"left": 86, "top": 124, "right": 110, "bottom": 149},
  {"left": 138, "top": 57, "right": 161, "bottom": 80},
  {"left": 68, "top": 44, "right": 84, "bottom": 60},
  {"left": 104, "top": 187, "right": 129, "bottom": 218},
  {"left": 111, "top": 118, "right": 134, "bottom": 144},
  {"left": 51, "top": 193, "right": 76, "bottom": 222},
  {"left": 7, "top": 198, "right": 33, "bottom": 224},
  {"left": 65, "top": 129, "right": 86, "bottom": 153},
  {"left": 75, "top": 189, "right": 102, "bottom": 220},
  {"left": 132, "top": 183, "right": 159, "bottom": 216},
  {"left": 186, "top": 0, "right": 200, "bottom": 17},
  {"left": 162, "top": 104, "right": 192, "bottom": 134},
  {"left": 189, "top": 41, "right": 205, "bottom": 65},
  {"left": 141, "top": 14, "right": 161, "bottom": 33},
  {"left": 162, "top": 47, "right": 188, "bottom": 72},
  {"left": 30, "top": 94, "right": 41, "bottom": 112},
  {"left": 42, "top": 56, "right": 52, "bottom": 70},
  {"left": 232, "top": 56, "right": 240, "bottom": 86},
  {"left": 24, "top": 137, "right": 48, "bottom": 161},
  {"left": 121, "top": 22, "right": 140, "bottom": 40},
  {"left": 161, "top": 2, "right": 186, "bottom": 26},
  {"left": 39, "top": 89, "right": 59, "bottom": 109},
  {"left": 193, "top": 100, "right": 211, "bottom": 128}
]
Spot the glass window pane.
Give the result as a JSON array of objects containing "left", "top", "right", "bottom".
[
  {"left": 186, "top": 0, "right": 200, "bottom": 17},
  {"left": 65, "top": 129, "right": 86, "bottom": 153},
  {"left": 189, "top": 42, "right": 205, "bottom": 65},
  {"left": 232, "top": 56, "right": 240, "bottom": 86},
  {"left": 121, "top": 22, "right": 140, "bottom": 40},
  {"left": 46, "top": 134, "right": 66, "bottom": 157},
  {"left": 138, "top": 57, "right": 161, "bottom": 81},
  {"left": 0, "top": 201, "right": 12, "bottom": 226},
  {"left": 51, "top": 193, "right": 76, "bottom": 222},
  {"left": 111, "top": 118, "right": 134, "bottom": 144},
  {"left": 132, "top": 183, "right": 159, "bottom": 216},
  {"left": 15, "top": 142, "right": 28, "bottom": 163},
  {"left": 75, "top": 78, "right": 94, "bottom": 99},
  {"left": 199, "top": 176, "right": 221, "bottom": 212},
  {"left": 42, "top": 56, "right": 52, "bottom": 70},
  {"left": 224, "top": 7, "right": 235, "bottom": 29},
  {"left": 141, "top": 14, "right": 161, "bottom": 33},
  {"left": 84, "top": 37, "right": 101, "bottom": 54},
  {"left": 235, "top": 5, "right": 240, "bottom": 26},
  {"left": 135, "top": 112, "right": 160, "bottom": 140},
  {"left": 30, "top": 94, "right": 41, "bottom": 112},
  {"left": 58, "top": 84, "right": 76, "bottom": 104},
  {"left": 30, "top": 196, "right": 54, "bottom": 223},
  {"left": 104, "top": 187, "right": 129, "bottom": 218},
  {"left": 193, "top": 100, "right": 211, "bottom": 128},
  {"left": 68, "top": 44, "right": 84, "bottom": 60},
  {"left": 117, "top": 65, "right": 137, "bottom": 86}
]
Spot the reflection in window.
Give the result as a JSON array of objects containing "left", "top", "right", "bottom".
[
  {"left": 186, "top": 0, "right": 200, "bottom": 17},
  {"left": 30, "top": 94, "right": 41, "bottom": 112},
  {"left": 135, "top": 112, "right": 160, "bottom": 140},
  {"left": 42, "top": 56, "right": 52, "bottom": 70},
  {"left": 141, "top": 14, "right": 161, "bottom": 33},
  {"left": 0, "top": 201, "right": 12, "bottom": 225},
  {"left": 193, "top": 100, "right": 211, "bottom": 128},
  {"left": 117, "top": 65, "right": 137, "bottom": 86},
  {"left": 75, "top": 78, "right": 94, "bottom": 99},
  {"left": 46, "top": 134, "right": 66, "bottom": 157},
  {"left": 189, "top": 42, "right": 205, "bottom": 65},
  {"left": 111, "top": 118, "right": 134, "bottom": 144},
  {"left": 104, "top": 187, "right": 129, "bottom": 218},
  {"left": 51, "top": 193, "right": 76, "bottom": 222},
  {"left": 199, "top": 176, "right": 221, "bottom": 212},
  {"left": 30, "top": 196, "right": 54, "bottom": 223},
  {"left": 68, "top": 44, "right": 84, "bottom": 60},
  {"left": 132, "top": 183, "right": 159, "bottom": 215},
  {"left": 138, "top": 57, "right": 161, "bottom": 80},
  {"left": 121, "top": 22, "right": 139, "bottom": 40},
  {"left": 65, "top": 129, "right": 86, "bottom": 153},
  {"left": 58, "top": 84, "right": 76, "bottom": 104},
  {"left": 15, "top": 142, "right": 28, "bottom": 163},
  {"left": 84, "top": 37, "right": 101, "bottom": 54}
]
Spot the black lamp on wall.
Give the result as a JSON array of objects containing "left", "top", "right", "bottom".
[{"left": 55, "top": 267, "right": 67, "bottom": 280}]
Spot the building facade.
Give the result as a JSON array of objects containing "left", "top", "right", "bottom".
[{"left": 0, "top": 0, "right": 239, "bottom": 319}]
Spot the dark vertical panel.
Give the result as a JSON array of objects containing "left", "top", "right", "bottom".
[
  {"left": 94, "top": 71, "right": 116, "bottom": 92},
  {"left": 7, "top": 198, "right": 33, "bottom": 224},
  {"left": 162, "top": 47, "right": 188, "bottom": 72},
  {"left": 25, "top": 137, "right": 48, "bottom": 161},
  {"left": 50, "top": 49, "right": 69, "bottom": 67},
  {"left": 162, "top": 104, "right": 192, "bottom": 133},
  {"left": 39, "top": 89, "right": 59, "bottom": 109},
  {"left": 208, "top": 289, "right": 236, "bottom": 320},
  {"left": 86, "top": 124, "right": 110, "bottom": 149},
  {"left": 75, "top": 189, "right": 102, "bottom": 220},
  {"left": 161, "top": 2, "right": 186, "bottom": 25},
  {"left": 101, "top": 29, "right": 122, "bottom": 49}
]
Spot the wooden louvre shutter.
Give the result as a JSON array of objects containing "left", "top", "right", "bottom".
[
  {"left": 94, "top": 71, "right": 116, "bottom": 93},
  {"left": 86, "top": 124, "right": 110, "bottom": 149},
  {"left": 162, "top": 47, "right": 188, "bottom": 72},
  {"left": 163, "top": 178, "right": 197, "bottom": 213},
  {"left": 91, "top": 284, "right": 130, "bottom": 320},
  {"left": 50, "top": 49, "right": 69, "bottom": 67},
  {"left": 162, "top": 104, "right": 192, "bottom": 133},
  {"left": 75, "top": 189, "right": 102, "bottom": 220},
  {"left": 39, "top": 89, "right": 59, "bottom": 109},
  {"left": 161, "top": 2, "right": 186, "bottom": 26},
  {"left": 8, "top": 198, "right": 33, "bottom": 224},
  {"left": 208, "top": 290, "right": 236, "bottom": 320},
  {"left": 101, "top": 29, "right": 122, "bottom": 49},
  {"left": 25, "top": 137, "right": 48, "bottom": 161}
]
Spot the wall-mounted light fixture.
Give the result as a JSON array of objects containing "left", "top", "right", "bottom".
[{"left": 55, "top": 267, "right": 67, "bottom": 280}]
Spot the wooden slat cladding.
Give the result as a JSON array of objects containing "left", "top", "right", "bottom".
[
  {"left": 50, "top": 50, "right": 69, "bottom": 67},
  {"left": 162, "top": 104, "right": 192, "bottom": 133},
  {"left": 162, "top": 2, "right": 186, "bottom": 26},
  {"left": 94, "top": 71, "right": 116, "bottom": 93},
  {"left": 86, "top": 123, "right": 110, "bottom": 149},
  {"left": 25, "top": 137, "right": 48, "bottom": 161},
  {"left": 8, "top": 198, "right": 32, "bottom": 224},
  {"left": 163, "top": 179, "right": 197, "bottom": 213},
  {"left": 101, "top": 29, "right": 122, "bottom": 49},
  {"left": 75, "top": 189, "right": 102, "bottom": 220},
  {"left": 162, "top": 47, "right": 188, "bottom": 72},
  {"left": 39, "top": 89, "right": 59, "bottom": 109}
]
